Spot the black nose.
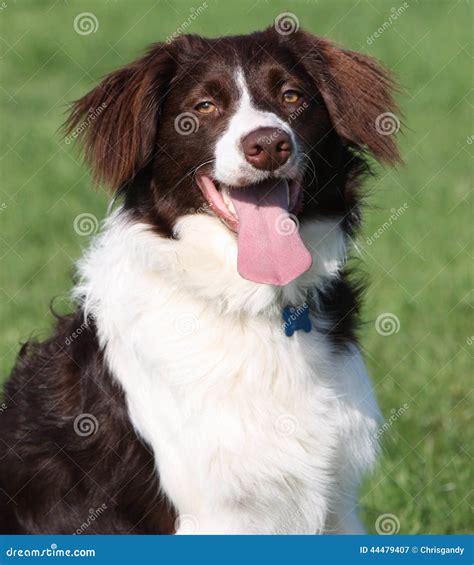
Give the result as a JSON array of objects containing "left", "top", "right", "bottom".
[{"left": 241, "top": 127, "right": 292, "bottom": 171}]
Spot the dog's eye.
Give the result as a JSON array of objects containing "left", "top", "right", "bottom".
[
  {"left": 282, "top": 90, "right": 302, "bottom": 104},
  {"left": 195, "top": 101, "right": 217, "bottom": 114}
]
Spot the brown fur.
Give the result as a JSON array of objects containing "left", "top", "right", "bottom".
[{"left": 1, "top": 27, "right": 400, "bottom": 534}]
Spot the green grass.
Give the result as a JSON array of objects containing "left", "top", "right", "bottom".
[{"left": 0, "top": 0, "right": 472, "bottom": 535}]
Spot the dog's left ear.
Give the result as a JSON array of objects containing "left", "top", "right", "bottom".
[
  {"left": 64, "top": 43, "right": 176, "bottom": 189},
  {"left": 289, "top": 31, "right": 402, "bottom": 165}
]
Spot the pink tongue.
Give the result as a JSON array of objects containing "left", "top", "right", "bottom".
[{"left": 229, "top": 179, "right": 312, "bottom": 285}]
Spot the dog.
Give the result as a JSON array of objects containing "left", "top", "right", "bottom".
[{"left": 0, "top": 26, "right": 400, "bottom": 534}]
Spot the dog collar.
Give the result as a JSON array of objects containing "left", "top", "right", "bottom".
[{"left": 282, "top": 303, "right": 312, "bottom": 337}]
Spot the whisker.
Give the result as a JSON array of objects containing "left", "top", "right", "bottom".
[
  {"left": 299, "top": 152, "right": 318, "bottom": 186},
  {"left": 191, "top": 159, "right": 216, "bottom": 183}
]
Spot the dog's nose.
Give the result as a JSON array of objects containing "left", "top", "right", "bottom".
[{"left": 241, "top": 127, "right": 292, "bottom": 171}]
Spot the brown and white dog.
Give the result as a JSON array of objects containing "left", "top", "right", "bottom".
[{"left": 0, "top": 27, "right": 400, "bottom": 534}]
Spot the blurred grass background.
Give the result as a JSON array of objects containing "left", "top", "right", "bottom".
[{"left": 0, "top": 0, "right": 472, "bottom": 534}]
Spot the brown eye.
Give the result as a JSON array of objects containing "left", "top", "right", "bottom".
[
  {"left": 282, "top": 90, "right": 302, "bottom": 104},
  {"left": 195, "top": 101, "right": 217, "bottom": 114}
]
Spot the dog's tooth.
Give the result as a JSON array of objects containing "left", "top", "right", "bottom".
[{"left": 222, "top": 188, "right": 236, "bottom": 215}]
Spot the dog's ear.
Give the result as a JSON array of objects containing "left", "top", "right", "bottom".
[
  {"left": 290, "top": 31, "right": 401, "bottom": 165},
  {"left": 64, "top": 43, "right": 176, "bottom": 189}
]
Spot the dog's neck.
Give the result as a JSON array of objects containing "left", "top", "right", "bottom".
[{"left": 74, "top": 208, "right": 347, "bottom": 321}]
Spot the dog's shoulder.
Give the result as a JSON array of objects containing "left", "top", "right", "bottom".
[{"left": 0, "top": 311, "right": 176, "bottom": 534}]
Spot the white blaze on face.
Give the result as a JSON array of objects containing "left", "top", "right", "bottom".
[{"left": 213, "top": 69, "right": 298, "bottom": 187}]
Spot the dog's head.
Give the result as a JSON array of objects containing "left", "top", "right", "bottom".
[{"left": 67, "top": 27, "right": 400, "bottom": 286}]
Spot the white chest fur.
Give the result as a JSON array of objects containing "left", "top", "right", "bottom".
[{"left": 75, "top": 210, "right": 380, "bottom": 534}]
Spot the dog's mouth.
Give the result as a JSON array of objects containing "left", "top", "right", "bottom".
[
  {"left": 196, "top": 176, "right": 304, "bottom": 232},
  {"left": 196, "top": 176, "right": 312, "bottom": 286}
]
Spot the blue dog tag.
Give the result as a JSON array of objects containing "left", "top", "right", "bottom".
[{"left": 282, "top": 304, "right": 312, "bottom": 337}]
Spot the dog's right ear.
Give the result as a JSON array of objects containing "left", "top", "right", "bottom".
[
  {"left": 64, "top": 43, "right": 176, "bottom": 189},
  {"left": 283, "top": 30, "right": 402, "bottom": 166}
]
